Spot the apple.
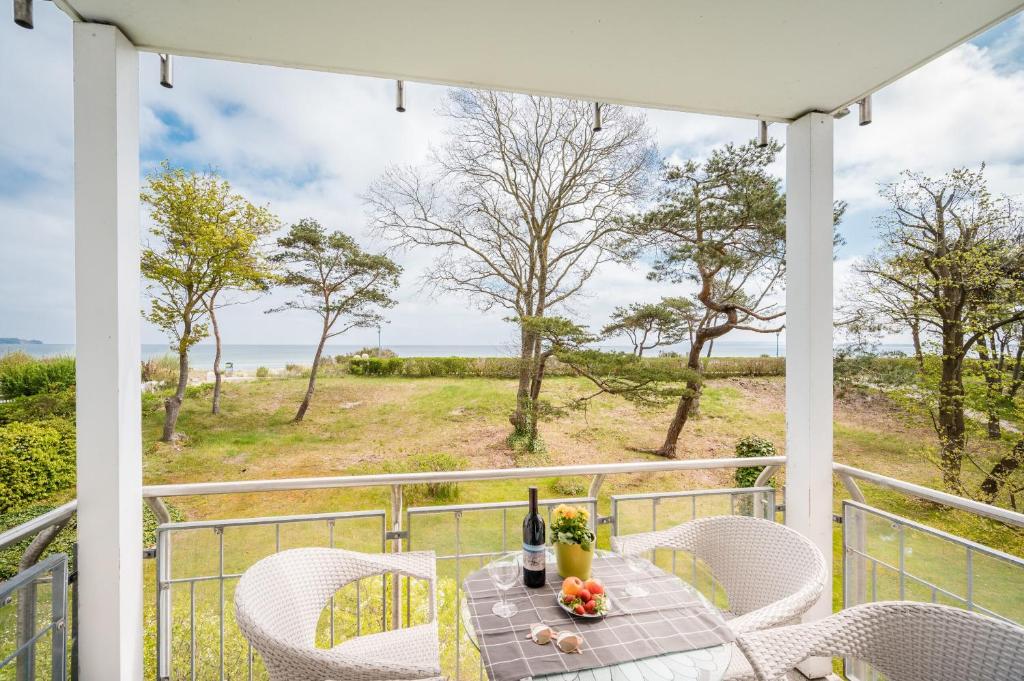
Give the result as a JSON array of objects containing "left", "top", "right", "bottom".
[
  {"left": 584, "top": 578, "right": 604, "bottom": 595},
  {"left": 574, "top": 604, "right": 586, "bottom": 615},
  {"left": 562, "top": 576, "right": 584, "bottom": 596},
  {"left": 577, "top": 588, "right": 592, "bottom": 603},
  {"left": 583, "top": 600, "right": 597, "bottom": 614}
]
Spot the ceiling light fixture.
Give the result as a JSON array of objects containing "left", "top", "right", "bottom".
[
  {"left": 858, "top": 96, "right": 872, "bottom": 126},
  {"left": 14, "top": 0, "right": 32, "bottom": 29},
  {"left": 592, "top": 102, "right": 602, "bottom": 132},
  {"left": 159, "top": 54, "right": 173, "bottom": 89},
  {"left": 395, "top": 80, "right": 406, "bottom": 113},
  {"left": 756, "top": 120, "right": 769, "bottom": 147}
]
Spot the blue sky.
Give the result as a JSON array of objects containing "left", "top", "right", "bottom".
[{"left": 3, "top": 4, "right": 1024, "bottom": 348}]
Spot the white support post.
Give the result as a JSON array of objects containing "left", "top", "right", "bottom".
[
  {"left": 784, "top": 112, "right": 834, "bottom": 678},
  {"left": 73, "top": 23, "right": 143, "bottom": 681}
]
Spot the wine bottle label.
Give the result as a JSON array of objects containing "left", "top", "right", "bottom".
[{"left": 522, "top": 543, "right": 546, "bottom": 571}]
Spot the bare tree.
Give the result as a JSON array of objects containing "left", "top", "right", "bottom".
[{"left": 367, "top": 90, "right": 656, "bottom": 447}]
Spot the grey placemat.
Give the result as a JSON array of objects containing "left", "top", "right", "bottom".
[{"left": 463, "top": 555, "right": 734, "bottom": 681}]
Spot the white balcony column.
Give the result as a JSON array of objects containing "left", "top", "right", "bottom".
[
  {"left": 784, "top": 111, "right": 834, "bottom": 677},
  {"left": 73, "top": 22, "right": 143, "bottom": 681}
]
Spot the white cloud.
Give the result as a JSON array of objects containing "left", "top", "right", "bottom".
[{"left": 2, "top": 4, "right": 1024, "bottom": 347}]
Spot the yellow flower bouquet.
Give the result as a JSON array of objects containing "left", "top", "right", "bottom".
[{"left": 551, "top": 504, "right": 595, "bottom": 579}]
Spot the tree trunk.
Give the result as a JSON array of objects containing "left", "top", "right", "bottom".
[
  {"left": 910, "top": 320, "right": 925, "bottom": 371},
  {"left": 294, "top": 332, "right": 328, "bottom": 422},
  {"left": 977, "top": 336, "right": 1002, "bottom": 440},
  {"left": 656, "top": 341, "right": 705, "bottom": 458},
  {"left": 935, "top": 332, "right": 967, "bottom": 491},
  {"left": 161, "top": 342, "right": 190, "bottom": 442},
  {"left": 210, "top": 296, "right": 224, "bottom": 415},
  {"left": 978, "top": 438, "right": 1024, "bottom": 504},
  {"left": 511, "top": 326, "right": 535, "bottom": 435}
]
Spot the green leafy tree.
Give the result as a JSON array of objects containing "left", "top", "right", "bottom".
[
  {"left": 142, "top": 162, "right": 278, "bottom": 441},
  {"left": 367, "top": 90, "right": 656, "bottom": 449},
  {"left": 601, "top": 298, "right": 697, "bottom": 356},
  {"left": 203, "top": 209, "right": 279, "bottom": 415},
  {"left": 631, "top": 142, "right": 790, "bottom": 458},
  {"left": 268, "top": 219, "right": 401, "bottom": 422},
  {"left": 849, "top": 167, "right": 1024, "bottom": 496}
]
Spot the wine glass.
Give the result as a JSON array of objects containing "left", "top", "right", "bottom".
[
  {"left": 487, "top": 552, "right": 520, "bottom": 617},
  {"left": 623, "top": 552, "right": 650, "bottom": 598}
]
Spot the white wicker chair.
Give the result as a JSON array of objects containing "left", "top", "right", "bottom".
[
  {"left": 611, "top": 515, "right": 828, "bottom": 635},
  {"left": 736, "top": 601, "right": 1024, "bottom": 681},
  {"left": 234, "top": 547, "right": 441, "bottom": 681}
]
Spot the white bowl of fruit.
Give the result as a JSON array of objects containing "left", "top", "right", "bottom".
[{"left": 557, "top": 577, "right": 609, "bottom": 618}]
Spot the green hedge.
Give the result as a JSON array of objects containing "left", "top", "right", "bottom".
[
  {"left": 0, "top": 420, "right": 76, "bottom": 513},
  {"left": 339, "top": 355, "right": 785, "bottom": 379},
  {"left": 0, "top": 387, "right": 77, "bottom": 425},
  {"left": 0, "top": 355, "right": 76, "bottom": 398}
]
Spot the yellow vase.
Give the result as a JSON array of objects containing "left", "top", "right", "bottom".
[{"left": 555, "top": 542, "right": 593, "bottom": 581}]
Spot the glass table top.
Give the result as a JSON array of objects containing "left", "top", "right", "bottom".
[{"left": 460, "top": 549, "right": 732, "bottom": 681}]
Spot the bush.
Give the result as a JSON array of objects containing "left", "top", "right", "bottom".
[
  {"left": 549, "top": 477, "right": 586, "bottom": 497},
  {"left": 342, "top": 347, "right": 397, "bottom": 360},
  {"left": 734, "top": 435, "right": 777, "bottom": 488},
  {"left": 349, "top": 357, "right": 404, "bottom": 376},
  {"left": 256, "top": 366, "right": 270, "bottom": 378},
  {"left": 184, "top": 383, "right": 214, "bottom": 399},
  {"left": 141, "top": 354, "right": 179, "bottom": 384},
  {"left": 406, "top": 452, "right": 468, "bottom": 501},
  {"left": 0, "top": 355, "right": 76, "bottom": 398},
  {"left": 402, "top": 357, "right": 474, "bottom": 378},
  {"left": 0, "top": 388, "right": 76, "bottom": 425},
  {"left": 0, "top": 421, "right": 76, "bottom": 513}
]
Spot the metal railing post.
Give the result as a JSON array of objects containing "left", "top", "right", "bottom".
[
  {"left": 838, "top": 475, "right": 868, "bottom": 609},
  {"left": 390, "top": 484, "right": 404, "bottom": 630},
  {"left": 153, "top": 505, "right": 172, "bottom": 681},
  {"left": 15, "top": 518, "right": 69, "bottom": 681}
]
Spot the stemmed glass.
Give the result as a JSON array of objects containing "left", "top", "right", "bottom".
[
  {"left": 623, "top": 553, "right": 650, "bottom": 598},
  {"left": 487, "top": 552, "right": 521, "bottom": 617}
]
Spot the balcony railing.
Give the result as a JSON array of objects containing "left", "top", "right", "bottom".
[{"left": 2, "top": 455, "right": 1023, "bottom": 681}]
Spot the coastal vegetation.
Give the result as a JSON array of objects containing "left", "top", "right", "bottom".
[
  {"left": 141, "top": 162, "right": 278, "bottom": 441},
  {"left": 842, "top": 166, "right": 1024, "bottom": 503},
  {"left": 268, "top": 219, "right": 401, "bottom": 422}
]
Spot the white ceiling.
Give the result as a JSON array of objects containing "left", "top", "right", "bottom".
[{"left": 57, "top": 0, "right": 1024, "bottom": 122}]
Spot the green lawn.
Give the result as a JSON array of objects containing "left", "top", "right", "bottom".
[{"left": 50, "top": 373, "right": 1024, "bottom": 679}]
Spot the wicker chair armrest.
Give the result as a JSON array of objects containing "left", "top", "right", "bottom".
[
  {"left": 727, "top": 569, "right": 826, "bottom": 634},
  {"left": 735, "top": 619, "right": 833, "bottom": 681},
  {"left": 611, "top": 526, "right": 693, "bottom": 557}
]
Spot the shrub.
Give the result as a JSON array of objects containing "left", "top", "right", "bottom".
[
  {"left": 255, "top": 366, "right": 270, "bottom": 378},
  {"left": 349, "top": 357, "right": 404, "bottom": 376},
  {"left": 343, "top": 347, "right": 397, "bottom": 359},
  {"left": 0, "top": 355, "right": 76, "bottom": 398},
  {"left": 184, "top": 383, "right": 214, "bottom": 399},
  {"left": 141, "top": 354, "right": 179, "bottom": 384},
  {"left": 734, "top": 435, "right": 777, "bottom": 488},
  {"left": 0, "top": 388, "right": 76, "bottom": 425},
  {"left": 406, "top": 452, "right": 468, "bottom": 501},
  {"left": 0, "top": 421, "right": 76, "bottom": 513},
  {"left": 549, "top": 477, "right": 586, "bottom": 497}
]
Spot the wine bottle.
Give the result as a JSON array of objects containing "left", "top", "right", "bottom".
[{"left": 522, "top": 486, "right": 547, "bottom": 587}]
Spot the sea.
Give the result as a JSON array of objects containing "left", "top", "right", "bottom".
[{"left": 1, "top": 341, "right": 918, "bottom": 371}]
